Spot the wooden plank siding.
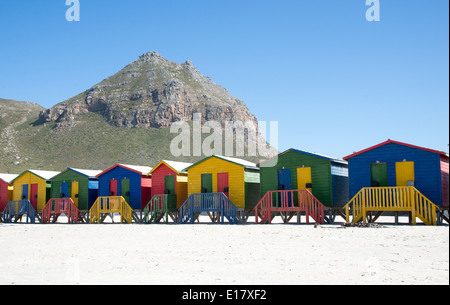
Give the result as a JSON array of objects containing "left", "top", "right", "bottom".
[
  {"left": 0, "top": 174, "right": 17, "bottom": 212},
  {"left": 176, "top": 175, "right": 189, "bottom": 209},
  {"left": 440, "top": 155, "right": 449, "bottom": 208},
  {"left": 346, "top": 142, "right": 445, "bottom": 207},
  {"left": 245, "top": 181, "right": 261, "bottom": 209},
  {"left": 244, "top": 168, "right": 261, "bottom": 209},
  {"left": 0, "top": 179, "right": 11, "bottom": 212},
  {"left": 331, "top": 162, "right": 349, "bottom": 207},
  {"left": 141, "top": 177, "right": 152, "bottom": 210}
]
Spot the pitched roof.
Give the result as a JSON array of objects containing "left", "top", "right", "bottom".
[
  {"left": 52, "top": 168, "right": 103, "bottom": 179},
  {"left": 119, "top": 164, "right": 153, "bottom": 175},
  {"left": 261, "top": 148, "right": 347, "bottom": 164},
  {"left": 10, "top": 170, "right": 61, "bottom": 183},
  {"left": 216, "top": 155, "right": 258, "bottom": 168},
  {"left": 70, "top": 168, "right": 103, "bottom": 178},
  {"left": 291, "top": 149, "right": 347, "bottom": 164},
  {"left": 96, "top": 164, "right": 152, "bottom": 177},
  {"left": 150, "top": 160, "right": 193, "bottom": 174},
  {"left": 184, "top": 155, "right": 259, "bottom": 171},
  {"left": 343, "top": 139, "right": 449, "bottom": 160},
  {"left": 28, "top": 170, "right": 61, "bottom": 180},
  {"left": 0, "top": 173, "right": 19, "bottom": 184},
  {"left": 259, "top": 148, "right": 347, "bottom": 166}
]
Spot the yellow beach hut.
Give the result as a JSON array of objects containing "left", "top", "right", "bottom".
[
  {"left": 11, "top": 170, "right": 60, "bottom": 212},
  {"left": 185, "top": 155, "right": 260, "bottom": 211}
]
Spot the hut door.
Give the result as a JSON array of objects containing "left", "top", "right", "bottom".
[
  {"left": 61, "top": 182, "right": 69, "bottom": 198},
  {"left": 21, "top": 184, "right": 29, "bottom": 200},
  {"left": 201, "top": 174, "right": 213, "bottom": 194},
  {"left": 395, "top": 161, "right": 415, "bottom": 187},
  {"left": 109, "top": 180, "right": 118, "bottom": 196},
  {"left": 71, "top": 182, "right": 79, "bottom": 207},
  {"left": 297, "top": 167, "right": 312, "bottom": 192},
  {"left": 141, "top": 178, "right": 152, "bottom": 210},
  {"left": 30, "top": 184, "right": 38, "bottom": 210},
  {"left": 278, "top": 169, "right": 292, "bottom": 207},
  {"left": 165, "top": 175, "right": 177, "bottom": 210},
  {"left": 217, "top": 173, "right": 229, "bottom": 198},
  {"left": 121, "top": 179, "right": 130, "bottom": 204},
  {"left": 278, "top": 169, "right": 292, "bottom": 190},
  {"left": 371, "top": 163, "right": 388, "bottom": 187}
]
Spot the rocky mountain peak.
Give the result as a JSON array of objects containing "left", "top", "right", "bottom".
[
  {"left": 138, "top": 51, "right": 167, "bottom": 63},
  {"left": 38, "top": 52, "right": 258, "bottom": 131},
  {"left": 183, "top": 59, "right": 195, "bottom": 68}
]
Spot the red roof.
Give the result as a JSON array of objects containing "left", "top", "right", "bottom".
[{"left": 343, "top": 139, "right": 448, "bottom": 160}]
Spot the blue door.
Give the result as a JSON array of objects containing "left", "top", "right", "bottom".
[
  {"left": 277, "top": 169, "right": 292, "bottom": 207},
  {"left": 61, "top": 182, "right": 69, "bottom": 198},
  {"left": 21, "top": 184, "right": 29, "bottom": 200}
]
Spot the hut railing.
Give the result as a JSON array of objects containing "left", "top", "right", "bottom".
[
  {"left": 89, "top": 196, "right": 133, "bottom": 224},
  {"left": 254, "top": 191, "right": 272, "bottom": 224},
  {"left": 179, "top": 193, "right": 237, "bottom": 224},
  {"left": 42, "top": 198, "right": 81, "bottom": 224},
  {"left": 143, "top": 195, "right": 169, "bottom": 223},
  {"left": 254, "top": 189, "right": 326, "bottom": 224},
  {"left": 344, "top": 186, "right": 438, "bottom": 225},
  {"left": 2, "top": 200, "right": 37, "bottom": 224}
]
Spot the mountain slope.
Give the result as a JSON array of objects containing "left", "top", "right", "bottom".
[{"left": 0, "top": 99, "right": 45, "bottom": 171}]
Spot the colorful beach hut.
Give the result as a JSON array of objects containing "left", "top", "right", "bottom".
[
  {"left": 259, "top": 148, "right": 349, "bottom": 207},
  {"left": 150, "top": 160, "right": 192, "bottom": 208},
  {"left": 11, "top": 170, "right": 60, "bottom": 212},
  {"left": 181, "top": 155, "right": 260, "bottom": 223},
  {"left": 185, "top": 155, "right": 260, "bottom": 209},
  {"left": 343, "top": 139, "right": 448, "bottom": 225},
  {"left": 50, "top": 168, "right": 102, "bottom": 211},
  {"left": 0, "top": 173, "right": 18, "bottom": 213},
  {"left": 143, "top": 160, "right": 192, "bottom": 223},
  {"left": 254, "top": 149, "right": 347, "bottom": 224},
  {"left": 96, "top": 164, "right": 152, "bottom": 210}
]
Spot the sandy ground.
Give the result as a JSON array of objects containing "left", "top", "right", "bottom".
[{"left": 0, "top": 216, "right": 448, "bottom": 285}]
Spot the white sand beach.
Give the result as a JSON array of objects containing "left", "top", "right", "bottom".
[{"left": 0, "top": 216, "right": 448, "bottom": 285}]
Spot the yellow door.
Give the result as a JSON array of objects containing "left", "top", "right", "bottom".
[
  {"left": 8, "top": 185, "right": 13, "bottom": 202},
  {"left": 297, "top": 167, "right": 312, "bottom": 192},
  {"left": 396, "top": 161, "right": 415, "bottom": 186},
  {"left": 71, "top": 181, "right": 79, "bottom": 207}
]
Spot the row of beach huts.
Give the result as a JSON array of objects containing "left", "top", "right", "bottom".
[{"left": 0, "top": 139, "right": 448, "bottom": 226}]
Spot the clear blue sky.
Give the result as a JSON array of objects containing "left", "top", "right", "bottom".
[{"left": 0, "top": 0, "right": 448, "bottom": 158}]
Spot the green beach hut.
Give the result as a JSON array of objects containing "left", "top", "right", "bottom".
[
  {"left": 259, "top": 148, "right": 349, "bottom": 209},
  {"left": 50, "top": 168, "right": 102, "bottom": 213}
]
